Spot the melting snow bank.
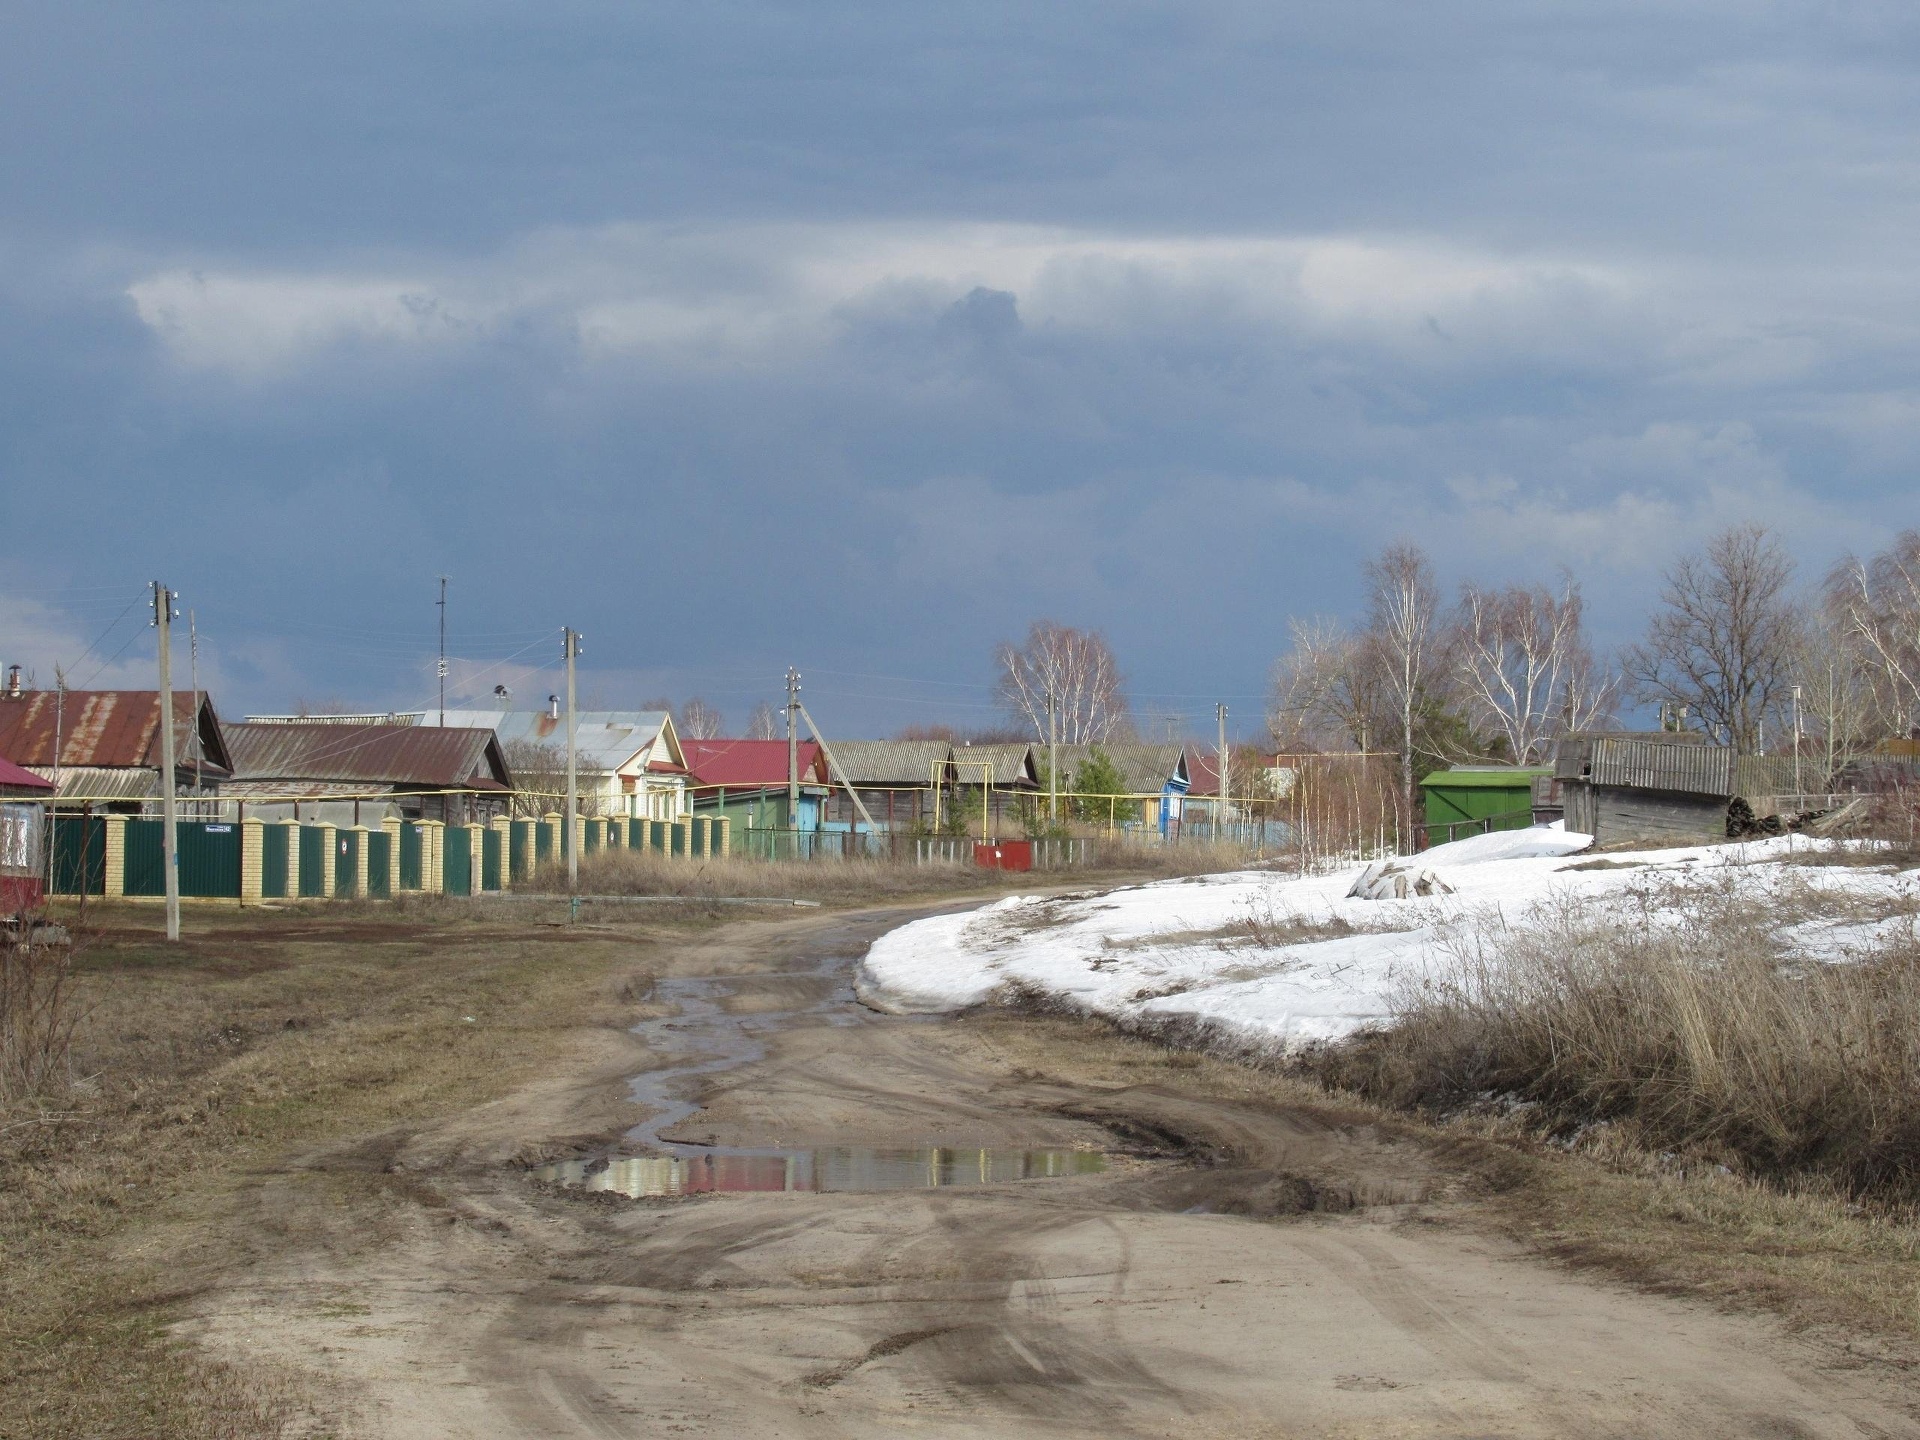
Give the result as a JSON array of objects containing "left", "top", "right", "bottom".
[{"left": 855, "top": 828, "right": 1920, "bottom": 1056}]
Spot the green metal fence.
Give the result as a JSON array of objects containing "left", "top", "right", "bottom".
[
  {"left": 443, "top": 826, "right": 472, "bottom": 896},
  {"left": 298, "top": 826, "right": 325, "bottom": 898},
  {"left": 124, "top": 819, "right": 165, "bottom": 896},
  {"left": 262, "top": 824, "right": 289, "bottom": 898},
  {"left": 481, "top": 827, "right": 502, "bottom": 891},
  {"left": 335, "top": 828, "right": 359, "bottom": 897},
  {"left": 399, "top": 823, "right": 423, "bottom": 890},
  {"left": 366, "top": 830, "right": 391, "bottom": 898},
  {"left": 180, "top": 822, "right": 241, "bottom": 898},
  {"left": 50, "top": 815, "right": 106, "bottom": 895},
  {"left": 510, "top": 819, "right": 531, "bottom": 882}
]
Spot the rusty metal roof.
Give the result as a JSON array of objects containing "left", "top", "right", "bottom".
[
  {"left": 223, "top": 722, "right": 512, "bottom": 789},
  {"left": 0, "top": 690, "right": 231, "bottom": 776}
]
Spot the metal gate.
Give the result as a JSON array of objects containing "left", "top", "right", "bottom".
[
  {"left": 366, "top": 830, "right": 391, "bottom": 898},
  {"left": 443, "top": 826, "right": 472, "bottom": 896},
  {"left": 298, "top": 826, "right": 325, "bottom": 898},
  {"left": 399, "top": 822, "right": 423, "bottom": 890},
  {"left": 335, "top": 828, "right": 359, "bottom": 897},
  {"left": 510, "top": 819, "right": 531, "bottom": 882},
  {"left": 481, "top": 827, "right": 502, "bottom": 891},
  {"left": 50, "top": 815, "right": 106, "bottom": 895}
]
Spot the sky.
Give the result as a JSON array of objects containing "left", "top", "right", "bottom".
[{"left": 3, "top": 1, "right": 1918, "bottom": 739}]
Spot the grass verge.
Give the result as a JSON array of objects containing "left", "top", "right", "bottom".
[{"left": 0, "top": 900, "right": 681, "bottom": 1439}]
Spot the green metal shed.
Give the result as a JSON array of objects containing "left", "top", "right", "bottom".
[{"left": 1420, "top": 767, "right": 1548, "bottom": 845}]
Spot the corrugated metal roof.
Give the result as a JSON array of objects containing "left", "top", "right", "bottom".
[
  {"left": 1049, "top": 743, "right": 1189, "bottom": 794},
  {"left": 820, "top": 741, "right": 955, "bottom": 786},
  {"left": 682, "top": 739, "right": 826, "bottom": 789},
  {"left": 1589, "top": 738, "right": 1733, "bottom": 795},
  {"left": 1555, "top": 730, "right": 1708, "bottom": 781},
  {"left": 1421, "top": 767, "right": 1552, "bottom": 790},
  {"left": 0, "top": 690, "right": 231, "bottom": 775},
  {"left": 26, "top": 765, "right": 161, "bottom": 800},
  {"left": 410, "top": 710, "right": 681, "bottom": 773},
  {"left": 224, "top": 722, "right": 511, "bottom": 788},
  {"left": 952, "top": 744, "right": 1037, "bottom": 787}
]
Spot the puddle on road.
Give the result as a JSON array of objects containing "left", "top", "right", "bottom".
[
  {"left": 534, "top": 1146, "right": 1107, "bottom": 1197},
  {"left": 533, "top": 913, "right": 1108, "bottom": 1201}
]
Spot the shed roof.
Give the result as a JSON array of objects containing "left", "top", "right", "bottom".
[
  {"left": 951, "top": 743, "right": 1037, "bottom": 787},
  {"left": 224, "top": 722, "right": 511, "bottom": 790},
  {"left": 0, "top": 690, "right": 232, "bottom": 776},
  {"left": 1421, "top": 767, "right": 1552, "bottom": 790},
  {"left": 683, "top": 739, "right": 826, "bottom": 789},
  {"left": 820, "top": 741, "right": 953, "bottom": 787}
]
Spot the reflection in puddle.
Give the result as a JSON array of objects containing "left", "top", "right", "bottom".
[{"left": 535, "top": 1146, "right": 1106, "bottom": 1197}]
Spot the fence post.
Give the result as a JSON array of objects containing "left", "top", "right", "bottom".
[
  {"left": 382, "top": 816, "right": 402, "bottom": 894},
  {"left": 318, "top": 823, "right": 337, "bottom": 898},
  {"left": 714, "top": 816, "right": 730, "bottom": 856},
  {"left": 280, "top": 820, "right": 301, "bottom": 898},
  {"left": 425, "top": 821, "right": 444, "bottom": 894},
  {"left": 103, "top": 815, "right": 126, "bottom": 899},
  {"left": 240, "top": 817, "right": 264, "bottom": 904}
]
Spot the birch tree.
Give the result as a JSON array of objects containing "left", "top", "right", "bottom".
[
  {"left": 1456, "top": 575, "right": 1614, "bottom": 764},
  {"left": 995, "top": 621, "right": 1131, "bottom": 744},
  {"left": 1364, "top": 543, "right": 1449, "bottom": 813},
  {"left": 677, "top": 697, "right": 724, "bottom": 740},
  {"left": 1828, "top": 530, "right": 1920, "bottom": 738},
  {"left": 746, "top": 701, "right": 779, "bottom": 740}
]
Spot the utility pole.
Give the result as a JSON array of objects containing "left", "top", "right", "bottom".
[
  {"left": 785, "top": 667, "right": 801, "bottom": 829},
  {"left": 563, "top": 628, "right": 582, "bottom": 895},
  {"left": 1217, "top": 702, "right": 1229, "bottom": 840},
  {"left": 436, "top": 577, "right": 449, "bottom": 727},
  {"left": 1791, "top": 684, "right": 1804, "bottom": 801},
  {"left": 152, "top": 582, "right": 180, "bottom": 943},
  {"left": 188, "top": 609, "right": 200, "bottom": 791}
]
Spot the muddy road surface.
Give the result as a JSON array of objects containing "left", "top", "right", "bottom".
[{"left": 195, "top": 905, "right": 1920, "bottom": 1438}]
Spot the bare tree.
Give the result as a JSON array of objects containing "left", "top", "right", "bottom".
[
  {"left": 1364, "top": 543, "right": 1451, "bottom": 813},
  {"left": 1791, "top": 600, "right": 1878, "bottom": 782},
  {"left": 1622, "top": 525, "right": 1799, "bottom": 751},
  {"left": 502, "top": 738, "right": 605, "bottom": 817},
  {"left": 994, "top": 621, "right": 1131, "bottom": 744},
  {"left": 1266, "top": 616, "right": 1385, "bottom": 753},
  {"left": 746, "top": 701, "right": 779, "bottom": 740},
  {"left": 677, "top": 697, "right": 724, "bottom": 739},
  {"left": 1828, "top": 530, "right": 1920, "bottom": 738},
  {"left": 1456, "top": 574, "right": 1615, "bottom": 765},
  {"left": 640, "top": 695, "right": 674, "bottom": 715}
]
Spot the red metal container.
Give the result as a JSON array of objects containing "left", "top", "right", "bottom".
[{"left": 973, "top": 840, "right": 1033, "bottom": 872}]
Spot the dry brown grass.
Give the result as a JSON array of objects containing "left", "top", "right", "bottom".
[
  {"left": 0, "top": 900, "right": 679, "bottom": 1439},
  {"left": 529, "top": 843, "right": 1258, "bottom": 905},
  {"left": 1305, "top": 873, "right": 1920, "bottom": 1200}
]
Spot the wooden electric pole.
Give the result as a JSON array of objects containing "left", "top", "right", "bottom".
[
  {"left": 563, "top": 628, "right": 582, "bottom": 894},
  {"left": 153, "top": 582, "right": 180, "bottom": 942}
]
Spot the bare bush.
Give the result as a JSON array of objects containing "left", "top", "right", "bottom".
[
  {"left": 1, "top": 937, "right": 79, "bottom": 1102},
  {"left": 1311, "top": 878, "right": 1920, "bottom": 1197}
]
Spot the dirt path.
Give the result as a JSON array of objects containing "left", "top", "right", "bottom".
[{"left": 189, "top": 905, "right": 1920, "bottom": 1438}]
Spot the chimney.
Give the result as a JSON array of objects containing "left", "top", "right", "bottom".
[{"left": 3, "top": 665, "right": 20, "bottom": 699}]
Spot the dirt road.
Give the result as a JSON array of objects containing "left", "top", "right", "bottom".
[{"left": 190, "top": 904, "right": 1920, "bottom": 1437}]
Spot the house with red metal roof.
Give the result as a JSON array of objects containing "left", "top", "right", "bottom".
[
  {"left": 682, "top": 738, "right": 830, "bottom": 832},
  {"left": 0, "top": 687, "right": 232, "bottom": 807}
]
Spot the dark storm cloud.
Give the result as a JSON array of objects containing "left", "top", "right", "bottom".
[{"left": 2, "top": 3, "right": 1918, "bottom": 730}]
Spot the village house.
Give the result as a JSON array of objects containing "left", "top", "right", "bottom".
[
  {"left": 816, "top": 741, "right": 955, "bottom": 831},
  {"left": 1048, "top": 743, "right": 1191, "bottom": 833},
  {"left": 0, "top": 751, "right": 54, "bottom": 914},
  {"left": 0, "top": 685, "right": 232, "bottom": 807},
  {"left": 682, "top": 738, "right": 831, "bottom": 833},
  {"left": 949, "top": 742, "right": 1039, "bottom": 830},
  {"left": 222, "top": 720, "right": 514, "bottom": 825},
  {"left": 412, "top": 710, "right": 689, "bottom": 819}
]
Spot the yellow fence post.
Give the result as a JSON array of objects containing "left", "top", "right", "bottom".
[
  {"left": 318, "top": 823, "right": 337, "bottom": 898},
  {"left": 102, "top": 815, "right": 126, "bottom": 899},
  {"left": 382, "top": 816, "right": 402, "bottom": 894},
  {"left": 240, "top": 817, "right": 264, "bottom": 904}
]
